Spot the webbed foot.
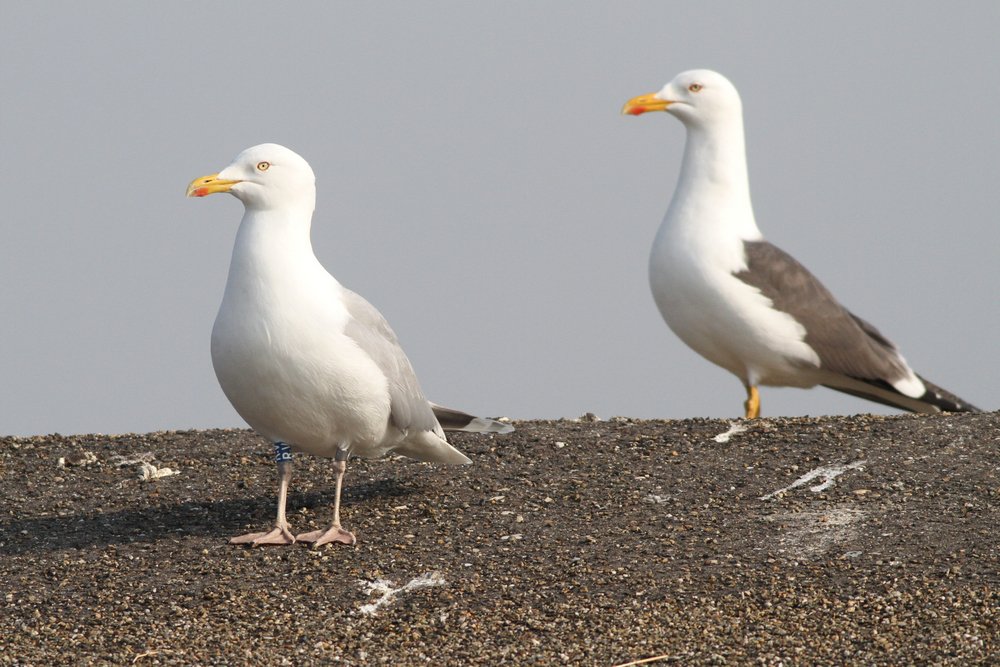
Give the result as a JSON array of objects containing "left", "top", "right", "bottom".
[
  {"left": 230, "top": 524, "right": 296, "bottom": 546},
  {"left": 296, "top": 525, "right": 356, "bottom": 546}
]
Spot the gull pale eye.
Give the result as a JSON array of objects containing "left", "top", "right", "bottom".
[
  {"left": 257, "top": 161, "right": 270, "bottom": 172},
  {"left": 688, "top": 83, "right": 703, "bottom": 93}
]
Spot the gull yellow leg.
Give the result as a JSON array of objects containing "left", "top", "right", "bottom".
[{"left": 743, "top": 385, "right": 760, "bottom": 419}]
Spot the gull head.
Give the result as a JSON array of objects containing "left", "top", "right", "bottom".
[
  {"left": 622, "top": 69, "right": 742, "bottom": 129},
  {"left": 186, "top": 143, "right": 316, "bottom": 211}
]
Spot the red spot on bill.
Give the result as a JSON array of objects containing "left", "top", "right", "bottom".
[
  {"left": 627, "top": 106, "right": 647, "bottom": 116},
  {"left": 192, "top": 187, "right": 210, "bottom": 197}
]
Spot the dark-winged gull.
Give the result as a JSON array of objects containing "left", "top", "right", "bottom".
[
  {"left": 623, "top": 70, "right": 980, "bottom": 418},
  {"left": 187, "top": 143, "right": 512, "bottom": 546}
]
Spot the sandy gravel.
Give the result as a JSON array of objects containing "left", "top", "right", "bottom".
[{"left": 1, "top": 413, "right": 998, "bottom": 665}]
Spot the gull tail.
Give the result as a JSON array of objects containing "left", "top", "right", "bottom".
[
  {"left": 393, "top": 429, "right": 472, "bottom": 465},
  {"left": 430, "top": 403, "right": 515, "bottom": 434}
]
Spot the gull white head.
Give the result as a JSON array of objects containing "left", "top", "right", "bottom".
[
  {"left": 186, "top": 143, "right": 316, "bottom": 212},
  {"left": 622, "top": 69, "right": 742, "bottom": 131},
  {"left": 622, "top": 69, "right": 761, "bottom": 242}
]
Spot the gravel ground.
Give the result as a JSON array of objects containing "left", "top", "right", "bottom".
[{"left": 1, "top": 413, "right": 998, "bottom": 665}]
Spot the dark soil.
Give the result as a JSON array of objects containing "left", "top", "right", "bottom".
[{"left": 2, "top": 413, "right": 998, "bottom": 665}]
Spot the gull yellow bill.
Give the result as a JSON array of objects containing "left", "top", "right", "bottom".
[
  {"left": 186, "top": 173, "right": 242, "bottom": 198},
  {"left": 621, "top": 93, "right": 672, "bottom": 116}
]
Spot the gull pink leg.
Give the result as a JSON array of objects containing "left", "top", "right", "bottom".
[
  {"left": 297, "top": 448, "right": 356, "bottom": 546},
  {"left": 231, "top": 445, "right": 296, "bottom": 546}
]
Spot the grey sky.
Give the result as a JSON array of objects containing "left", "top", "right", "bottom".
[{"left": 2, "top": 2, "right": 997, "bottom": 436}]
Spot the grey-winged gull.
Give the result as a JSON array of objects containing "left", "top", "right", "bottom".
[
  {"left": 623, "top": 70, "right": 980, "bottom": 418},
  {"left": 187, "top": 143, "right": 512, "bottom": 546}
]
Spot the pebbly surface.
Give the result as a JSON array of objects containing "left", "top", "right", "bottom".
[{"left": 1, "top": 413, "right": 998, "bottom": 665}]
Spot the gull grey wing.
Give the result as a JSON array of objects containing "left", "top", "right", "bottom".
[
  {"left": 735, "top": 241, "right": 913, "bottom": 385},
  {"left": 341, "top": 288, "right": 440, "bottom": 433}
]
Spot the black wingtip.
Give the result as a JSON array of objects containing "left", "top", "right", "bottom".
[
  {"left": 916, "top": 376, "right": 982, "bottom": 413},
  {"left": 823, "top": 376, "right": 982, "bottom": 414},
  {"left": 431, "top": 403, "right": 515, "bottom": 434}
]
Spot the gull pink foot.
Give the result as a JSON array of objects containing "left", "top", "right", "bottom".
[
  {"left": 230, "top": 525, "right": 296, "bottom": 546},
  {"left": 296, "top": 526, "right": 356, "bottom": 546}
]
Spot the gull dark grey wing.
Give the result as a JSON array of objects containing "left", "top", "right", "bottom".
[
  {"left": 736, "top": 240, "right": 911, "bottom": 383},
  {"left": 736, "top": 241, "right": 980, "bottom": 412}
]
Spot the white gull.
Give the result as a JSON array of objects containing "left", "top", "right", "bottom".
[{"left": 187, "top": 143, "right": 511, "bottom": 546}]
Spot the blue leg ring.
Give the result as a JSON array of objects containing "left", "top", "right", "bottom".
[{"left": 273, "top": 441, "right": 293, "bottom": 463}]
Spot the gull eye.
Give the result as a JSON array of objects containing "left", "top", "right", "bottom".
[
  {"left": 688, "top": 83, "right": 703, "bottom": 93},
  {"left": 257, "top": 161, "right": 270, "bottom": 171}
]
